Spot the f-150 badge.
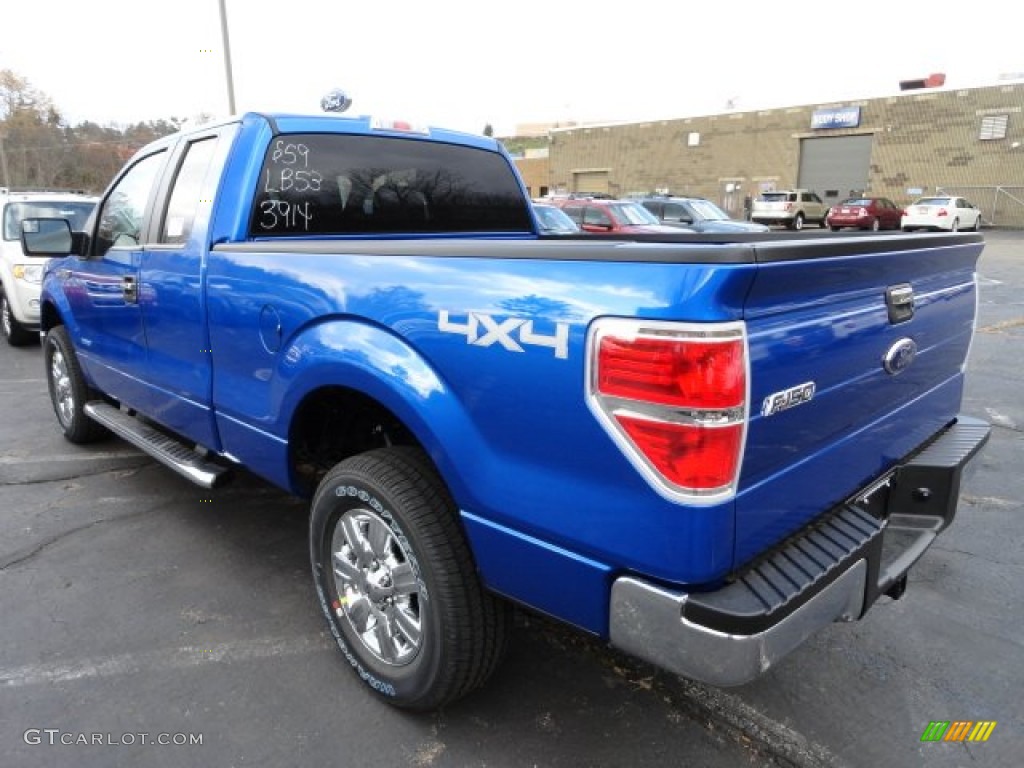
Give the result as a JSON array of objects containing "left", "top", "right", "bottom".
[
  {"left": 762, "top": 381, "right": 816, "bottom": 417},
  {"left": 438, "top": 311, "right": 570, "bottom": 359}
]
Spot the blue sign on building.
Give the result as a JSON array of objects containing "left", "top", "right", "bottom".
[{"left": 811, "top": 106, "right": 861, "bottom": 130}]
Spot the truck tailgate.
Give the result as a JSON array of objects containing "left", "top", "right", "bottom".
[{"left": 734, "top": 234, "right": 983, "bottom": 567}]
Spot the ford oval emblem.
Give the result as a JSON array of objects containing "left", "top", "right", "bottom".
[{"left": 883, "top": 338, "right": 917, "bottom": 375}]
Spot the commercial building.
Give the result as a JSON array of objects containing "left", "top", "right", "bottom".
[{"left": 517, "top": 82, "right": 1024, "bottom": 227}]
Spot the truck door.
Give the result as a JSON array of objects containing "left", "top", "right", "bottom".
[
  {"left": 68, "top": 150, "right": 166, "bottom": 406},
  {"left": 136, "top": 127, "right": 236, "bottom": 450}
]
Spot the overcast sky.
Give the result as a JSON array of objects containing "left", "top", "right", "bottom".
[{"left": 3, "top": 0, "right": 1021, "bottom": 135}]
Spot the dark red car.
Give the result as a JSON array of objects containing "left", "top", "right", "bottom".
[
  {"left": 553, "top": 198, "right": 682, "bottom": 234},
  {"left": 826, "top": 197, "right": 904, "bottom": 231}
]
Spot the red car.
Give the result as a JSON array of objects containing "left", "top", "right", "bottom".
[
  {"left": 826, "top": 197, "right": 904, "bottom": 231},
  {"left": 554, "top": 198, "right": 682, "bottom": 234}
]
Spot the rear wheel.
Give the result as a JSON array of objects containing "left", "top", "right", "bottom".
[
  {"left": 1, "top": 288, "right": 34, "bottom": 346},
  {"left": 870, "top": 218, "right": 880, "bottom": 232},
  {"left": 310, "top": 447, "right": 510, "bottom": 710},
  {"left": 44, "top": 326, "right": 110, "bottom": 443},
  {"left": 791, "top": 213, "right": 805, "bottom": 231},
  {"left": 830, "top": 226, "right": 841, "bottom": 232},
  {"left": 950, "top": 218, "right": 960, "bottom": 232}
]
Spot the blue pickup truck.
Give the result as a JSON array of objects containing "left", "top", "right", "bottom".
[{"left": 24, "top": 110, "right": 989, "bottom": 710}]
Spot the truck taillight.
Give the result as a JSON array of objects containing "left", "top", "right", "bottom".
[{"left": 587, "top": 319, "right": 748, "bottom": 503}]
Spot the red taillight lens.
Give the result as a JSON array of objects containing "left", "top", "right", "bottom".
[
  {"left": 615, "top": 416, "right": 743, "bottom": 490},
  {"left": 588, "top": 321, "right": 747, "bottom": 501},
  {"left": 598, "top": 336, "right": 744, "bottom": 409},
  {"left": 937, "top": 208, "right": 948, "bottom": 217}
]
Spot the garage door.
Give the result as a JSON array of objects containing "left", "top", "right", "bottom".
[
  {"left": 798, "top": 135, "right": 873, "bottom": 205},
  {"left": 573, "top": 171, "right": 610, "bottom": 195}
]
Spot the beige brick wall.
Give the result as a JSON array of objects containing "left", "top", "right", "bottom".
[
  {"left": 546, "top": 85, "right": 1024, "bottom": 226},
  {"left": 513, "top": 155, "right": 550, "bottom": 199}
]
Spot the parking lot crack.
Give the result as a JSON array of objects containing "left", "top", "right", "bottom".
[
  {"left": 0, "top": 502, "right": 174, "bottom": 571},
  {"left": 0, "top": 460, "right": 153, "bottom": 487}
]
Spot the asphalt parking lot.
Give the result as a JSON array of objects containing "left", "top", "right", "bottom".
[{"left": 1, "top": 231, "right": 1021, "bottom": 767}]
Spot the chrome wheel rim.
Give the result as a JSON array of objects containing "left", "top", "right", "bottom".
[
  {"left": 50, "top": 345, "right": 75, "bottom": 427},
  {"left": 330, "top": 508, "right": 424, "bottom": 666}
]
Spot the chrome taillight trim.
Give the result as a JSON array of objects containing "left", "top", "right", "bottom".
[{"left": 585, "top": 317, "right": 750, "bottom": 506}]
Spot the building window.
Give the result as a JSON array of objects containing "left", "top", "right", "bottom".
[{"left": 979, "top": 114, "right": 1009, "bottom": 140}]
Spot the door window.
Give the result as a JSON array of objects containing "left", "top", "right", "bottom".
[
  {"left": 160, "top": 138, "right": 219, "bottom": 245},
  {"left": 94, "top": 151, "right": 165, "bottom": 258}
]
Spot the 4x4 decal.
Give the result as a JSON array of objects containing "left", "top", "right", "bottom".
[{"left": 438, "top": 311, "right": 570, "bottom": 359}]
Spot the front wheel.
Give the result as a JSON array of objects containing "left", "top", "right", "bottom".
[
  {"left": 310, "top": 447, "right": 510, "bottom": 710},
  {"left": 44, "top": 326, "right": 110, "bottom": 443},
  {"left": 1, "top": 288, "right": 34, "bottom": 346}
]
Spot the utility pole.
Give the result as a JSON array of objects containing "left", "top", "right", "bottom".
[{"left": 218, "top": 0, "right": 237, "bottom": 114}]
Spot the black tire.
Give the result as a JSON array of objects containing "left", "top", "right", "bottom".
[
  {"left": 950, "top": 218, "right": 960, "bottom": 232},
  {"left": 310, "top": 447, "right": 510, "bottom": 710},
  {"left": 902, "top": 227, "right": 914, "bottom": 232},
  {"left": 791, "top": 213, "right": 805, "bottom": 231},
  {"left": 44, "top": 326, "right": 110, "bottom": 443},
  {"left": 1, "top": 287, "right": 35, "bottom": 346},
  {"left": 830, "top": 226, "right": 841, "bottom": 232}
]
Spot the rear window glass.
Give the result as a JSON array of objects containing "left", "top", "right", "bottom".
[
  {"left": 914, "top": 197, "right": 951, "bottom": 206},
  {"left": 759, "top": 193, "right": 795, "bottom": 202},
  {"left": 250, "top": 134, "right": 532, "bottom": 236},
  {"left": 842, "top": 199, "right": 872, "bottom": 206}
]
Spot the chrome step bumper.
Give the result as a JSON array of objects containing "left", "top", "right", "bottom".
[{"left": 609, "top": 415, "right": 990, "bottom": 687}]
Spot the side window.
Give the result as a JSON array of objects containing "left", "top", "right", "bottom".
[
  {"left": 563, "top": 205, "right": 584, "bottom": 225},
  {"left": 94, "top": 151, "right": 165, "bottom": 258},
  {"left": 160, "top": 137, "right": 219, "bottom": 245},
  {"left": 583, "top": 207, "right": 611, "bottom": 227},
  {"left": 664, "top": 203, "right": 688, "bottom": 222},
  {"left": 810, "top": 193, "right": 823, "bottom": 203}
]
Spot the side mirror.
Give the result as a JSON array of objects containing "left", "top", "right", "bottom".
[{"left": 20, "top": 218, "right": 87, "bottom": 257}]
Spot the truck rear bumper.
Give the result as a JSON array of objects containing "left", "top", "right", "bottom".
[{"left": 608, "top": 415, "right": 990, "bottom": 687}]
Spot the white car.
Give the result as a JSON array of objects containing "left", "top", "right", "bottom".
[
  {"left": 1, "top": 189, "right": 98, "bottom": 345},
  {"left": 901, "top": 196, "right": 982, "bottom": 232}
]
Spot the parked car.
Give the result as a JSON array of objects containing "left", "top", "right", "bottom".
[
  {"left": 638, "top": 196, "right": 769, "bottom": 233},
  {"left": 532, "top": 203, "right": 581, "bottom": 234},
  {"left": 751, "top": 189, "right": 828, "bottom": 230},
  {"left": 553, "top": 198, "right": 682, "bottom": 234},
  {"left": 901, "top": 196, "right": 982, "bottom": 232},
  {"left": 826, "top": 197, "right": 904, "bottom": 231},
  {"left": 1, "top": 188, "right": 98, "bottom": 345}
]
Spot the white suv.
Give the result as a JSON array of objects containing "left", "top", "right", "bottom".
[{"left": 1, "top": 189, "right": 98, "bottom": 345}]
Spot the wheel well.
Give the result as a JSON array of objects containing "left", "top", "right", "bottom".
[
  {"left": 40, "top": 301, "right": 62, "bottom": 333},
  {"left": 289, "top": 386, "right": 419, "bottom": 496}
]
